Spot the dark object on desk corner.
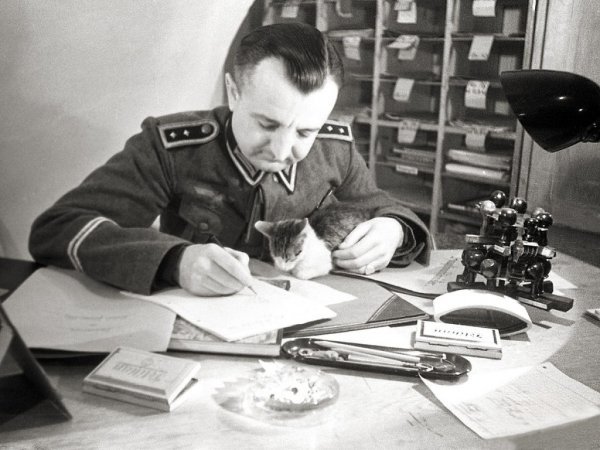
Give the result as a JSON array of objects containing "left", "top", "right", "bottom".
[
  {"left": 281, "top": 338, "right": 471, "bottom": 380},
  {"left": 447, "top": 190, "right": 573, "bottom": 313},
  {"left": 0, "top": 258, "right": 41, "bottom": 302},
  {"left": 0, "top": 303, "right": 71, "bottom": 425}
]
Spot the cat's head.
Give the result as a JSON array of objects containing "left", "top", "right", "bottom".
[{"left": 255, "top": 218, "right": 310, "bottom": 272}]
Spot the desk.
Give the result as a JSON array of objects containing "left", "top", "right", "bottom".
[{"left": 1, "top": 253, "right": 599, "bottom": 449}]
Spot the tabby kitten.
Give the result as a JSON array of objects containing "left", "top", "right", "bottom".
[{"left": 254, "top": 203, "right": 374, "bottom": 279}]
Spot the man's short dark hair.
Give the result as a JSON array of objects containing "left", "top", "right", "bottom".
[{"left": 233, "top": 22, "right": 344, "bottom": 93}]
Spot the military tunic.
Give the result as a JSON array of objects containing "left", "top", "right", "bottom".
[{"left": 29, "top": 106, "right": 432, "bottom": 294}]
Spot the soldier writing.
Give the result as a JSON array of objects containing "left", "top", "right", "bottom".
[{"left": 29, "top": 23, "right": 431, "bottom": 297}]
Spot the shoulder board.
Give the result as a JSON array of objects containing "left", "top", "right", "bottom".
[
  {"left": 317, "top": 120, "right": 353, "bottom": 142},
  {"left": 157, "top": 119, "right": 219, "bottom": 150}
]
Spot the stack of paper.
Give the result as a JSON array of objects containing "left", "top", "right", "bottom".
[{"left": 3, "top": 267, "right": 336, "bottom": 352}]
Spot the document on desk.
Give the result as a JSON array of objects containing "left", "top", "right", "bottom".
[
  {"left": 2, "top": 267, "right": 176, "bottom": 352},
  {"left": 124, "top": 280, "right": 336, "bottom": 342},
  {"left": 421, "top": 362, "right": 600, "bottom": 439}
]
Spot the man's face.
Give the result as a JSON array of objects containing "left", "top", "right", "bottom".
[{"left": 226, "top": 57, "right": 339, "bottom": 173}]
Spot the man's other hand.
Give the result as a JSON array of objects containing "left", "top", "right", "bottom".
[{"left": 332, "top": 217, "right": 403, "bottom": 275}]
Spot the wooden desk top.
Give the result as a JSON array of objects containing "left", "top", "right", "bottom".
[{"left": 1, "top": 253, "right": 599, "bottom": 449}]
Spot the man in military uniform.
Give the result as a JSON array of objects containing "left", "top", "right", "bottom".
[{"left": 29, "top": 22, "right": 432, "bottom": 296}]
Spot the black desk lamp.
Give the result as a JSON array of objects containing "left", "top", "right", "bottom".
[
  {"left": 499, "top": 69, "right": 600, "bottom": 151},
  {"left": 436, "top": 70, "right": 600, "bottom": 334}
]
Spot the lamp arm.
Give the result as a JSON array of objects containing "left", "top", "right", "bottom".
[{"left": 582, "top": 122, "right": 600, "bottom": 143}]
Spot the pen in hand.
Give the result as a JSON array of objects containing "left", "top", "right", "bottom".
[{"left": 207, "top": 235, "right": 258, "bottom": 295}]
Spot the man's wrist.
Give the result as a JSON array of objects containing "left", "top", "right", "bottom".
[{"left": 154, "top": 244, "right": 188, "bottom": 289}]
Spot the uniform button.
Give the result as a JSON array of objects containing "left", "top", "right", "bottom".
[
  {"left": 199, "top": 222, "right": 209, "bottom": 231},
  {"left": 273, "top": 174, "right": 278, "bottom": 182},
  {"left": 200, "top": 123, "right": 213, "bottom": 135}
]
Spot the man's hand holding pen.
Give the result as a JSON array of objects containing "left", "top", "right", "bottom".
[{"left": 176, "top": 242, "right": 256, "bottom": 297}]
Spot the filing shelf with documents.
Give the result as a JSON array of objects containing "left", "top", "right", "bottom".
[{"left": 262, "top": 0, "right": 538, "bottom": 234}]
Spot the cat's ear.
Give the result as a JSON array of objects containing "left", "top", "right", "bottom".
[
  {"left": 301, "top": 218, "right": 310, "bottom": 230},
  {"left": 254, "top": 220, "right": 273, "bottom": 237}
]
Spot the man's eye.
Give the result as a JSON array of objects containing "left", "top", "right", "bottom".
[
  {"left": 297, "top": 131, "right": 314, "bottom": 138},
  {"left": 259, "top": 122, "right": 277, "bottom": 131}
]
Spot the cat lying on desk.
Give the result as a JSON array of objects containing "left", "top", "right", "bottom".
[{"left": 254, "top": 203, "right": 374, "bottom": 280}]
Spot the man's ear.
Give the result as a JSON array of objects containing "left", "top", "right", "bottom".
[{"left": 225, "top": 72, "right": 240, "bottom": 110}]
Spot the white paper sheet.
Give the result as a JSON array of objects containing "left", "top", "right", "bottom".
[
  {"left": 276, "top": 277, "right": 356, "bottom": 306},
  {"left": 3, "top": 268, "right": 176, "bottom": 352},
  {"left": 421, "top": 362, "right": 600, "bottom": 439},
  {"left": 250, "top": 259, "right": 357, "bottom": 306},
  {"left": 124, "top": 279, "right": 336, "bottom": 342}
]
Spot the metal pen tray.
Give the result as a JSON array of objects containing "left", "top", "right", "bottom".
[{"left": 281, "top": 338, "right": 471, "bottom": 380}]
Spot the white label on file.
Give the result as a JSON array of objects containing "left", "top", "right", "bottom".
[
  {"left": 465, "top": 80, "right": 490, "bottom": 110},
  {"left": 395, "top": 164, "right": 419, "bottom": 175},
  {"left": 397, "top": 119, "right": 419, "bottom": 143},
  {"left": 388, "top": 35, "right": 420, "bottom": 60},
  {"left": 396, "top": 0, "right": 417, "bottom": 23},
  {"left": 469, "top": 35, "right": 494, "bottom": 61},
  {"left": 343, "top": 36, "right": 362, "bottom": 61},
  {"left": 465, "top": 126, "right": 488, "bottom": 150},
  {"left": 473, "top": 0, "right": 496, "bottom": 17},
  {"left": 281, "top": 3, "right": 299, "bottom": 18},
  {"left": 393, "top": 78, "right": 415, "bottom": 102}
]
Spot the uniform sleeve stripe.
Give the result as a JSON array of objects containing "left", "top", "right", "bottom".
[{"left": 67, "top": 217, "right": 115, "bottom": 272}]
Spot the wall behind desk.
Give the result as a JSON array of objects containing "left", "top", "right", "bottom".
[{"left": 0, "top": 0, "right": 254, "bottom": 259}]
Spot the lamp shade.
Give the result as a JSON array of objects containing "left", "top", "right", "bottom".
[{"left": 500, "top": 70, "right": 600, "bottom": 152}]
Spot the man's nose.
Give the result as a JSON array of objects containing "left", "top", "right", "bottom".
[{"left": 269, "top": 129, "right": 295, "bottom": 160}]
